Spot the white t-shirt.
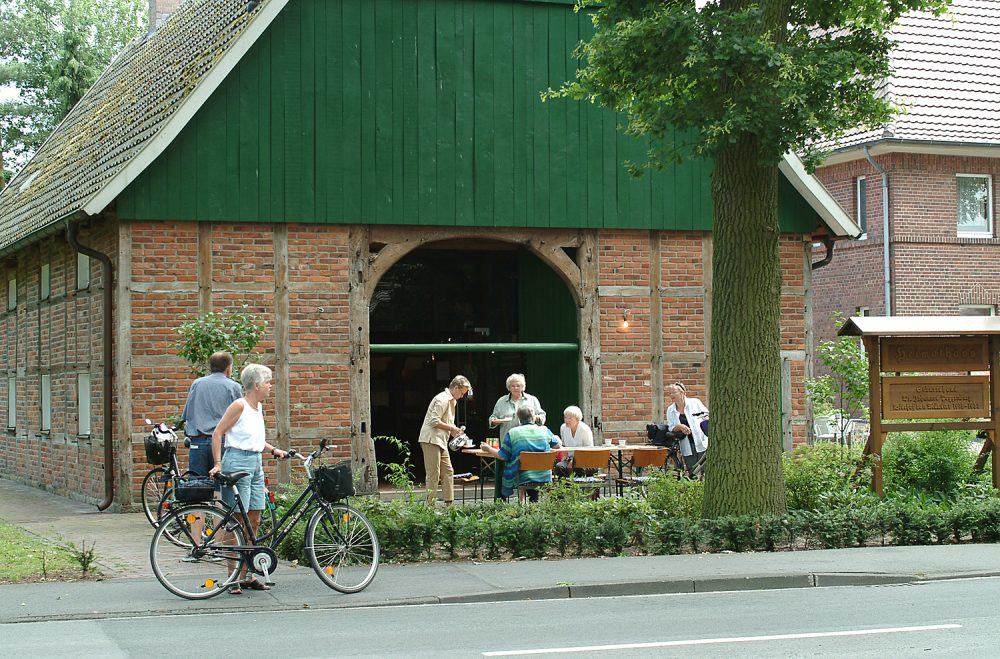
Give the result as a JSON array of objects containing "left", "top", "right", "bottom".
[
  {"left": 224, "top": 399, "right": 266, "bottom": 452},
  {"left": 560, "top": 421, "right": 594, "bottom": 448}
]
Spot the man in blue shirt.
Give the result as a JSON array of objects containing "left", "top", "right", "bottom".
[
  {"left": 181, "top": 352, "right": 244, "bottom": 479},
  {"left": 480, "top": 404, "right": 560, "bottom": 502}
]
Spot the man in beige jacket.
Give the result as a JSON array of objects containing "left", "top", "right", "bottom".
[{"left": 418, "top": 375, "right": 472, "bottom": 506}]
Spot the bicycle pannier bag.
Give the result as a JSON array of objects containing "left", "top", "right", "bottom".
[
  {"left": 316, "top": 462, "right": 355, "bottom": 502},
  {"left": 144, "top": 433, "right": 174, "bottom": 465},
  {"left": 175, "top": 477, "right": 216, "bottom": 502}
]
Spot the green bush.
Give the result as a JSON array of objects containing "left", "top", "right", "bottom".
[
  {"left": 783, "top": 442, "right": 867, "bottom": 511},
  {"left": 645, "top": 473, "right": 704, "bottom": 518},
  {"left": 882, "top": 431, "right": 977, "bottom": 499}
]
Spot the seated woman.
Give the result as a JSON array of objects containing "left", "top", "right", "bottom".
[
  {"left": 479, "top": 405, "right": 561, "bottom": 502},
  {"left": 554, "top": 405, "right": 594, "bottom": 477},
  {"left": 665, "top": 383, "right": 708, "bottom": 474}
]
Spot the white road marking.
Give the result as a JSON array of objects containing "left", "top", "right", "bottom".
[{"left": 482, "top": 623, "right": 962, "bottom": 656}]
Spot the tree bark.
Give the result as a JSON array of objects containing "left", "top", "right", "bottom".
[{"left": 703, "top": 133, "right": 787, "bottom": 517}]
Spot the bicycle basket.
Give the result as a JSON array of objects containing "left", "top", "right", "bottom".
[
  {"left": 316, "top": 462, "right": 355, "bottom": 502},
  {"left": 144, "top": 432, "right": 175, "bottom": 465},
  {"left": 175, "top": 477, "right": 216, "bottom": 502}
]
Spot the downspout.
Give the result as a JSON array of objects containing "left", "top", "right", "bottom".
[
  {"left": 810, "top": 234, "right": 836, "bottom": 270},
  {"left": 863, "top": 146, "right": 891, "bottom": 315},
  {"left": 66, "top": 217, "right": 115, "bottom": 511}
]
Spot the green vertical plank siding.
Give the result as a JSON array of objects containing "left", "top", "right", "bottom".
[{"left": 117, "top": 0, "right": 813, "bottom": 234}]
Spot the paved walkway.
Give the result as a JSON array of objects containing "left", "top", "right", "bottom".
[{"left": 2, "top": 477, "right": 1000, "bottom": 624}]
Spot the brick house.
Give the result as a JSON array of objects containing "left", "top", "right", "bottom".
[
  {"left": 0, "top": 0, "right": 856, "bottom": 508},
  {"left": 812, "top": 0, "right": 1000, "bottom": 362}
]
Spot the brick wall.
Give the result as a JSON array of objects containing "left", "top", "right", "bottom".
[
  {"left": 0, "top": 218, "right": 113, "bottom": 502},
  {"left": 813, "top": 152, "right": 1000, "bottom": 353},
  {"left": 2, "top": 220, "right": 816, "bottom": 501}
]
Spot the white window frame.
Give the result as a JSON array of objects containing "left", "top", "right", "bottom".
[
  {"left": 40, "top": 374, "right": 51, "bottom": 432},
  {"left": 7, "top": 376, "right": 15, "bottom": 430},
  {"left": 855, "top": 176, "right": 868, "bottom": 240},
  {"left": 7, "top": 277, "right": 16, "bottom": 311},
  {"left": 40, "top": 262, "right": 50, "bottom": 301},
  {"left": 959, "top": 304, "right": 995, "bottom": 317},
  {"left": 78, "top": 373, "right": 91, "bottom": 436},
  {"left": 956, "top": 174, "right": 993, "bottom": 237},
  {"left": 856, "top": 307, "right": 870, "bottom": 351},
  {"left": 77, "top": 254, "right": 90, "bottom": 290}
]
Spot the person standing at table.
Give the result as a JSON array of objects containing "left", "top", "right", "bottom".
[
  {"left": 480, "top": 404, "right": 561, "bottom": 502},
  {"left": 554, "top": 405, "right": 593, "bottom": 477},
  {"left": 418, "top": 375, "right": 472, "bottom": 507},
  {"left": 666, "top": 382, "right": 708, "bottom": 473},
  {"left": 489, "top": 373, "right": 546, "bottom": 442}
]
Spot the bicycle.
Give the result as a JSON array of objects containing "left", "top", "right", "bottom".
[
  {"left": 149, "top": 439, "right": 380, "bottom": 600},
  {"left": 141, "top": 418, "right": 277, "bottom": 537}
]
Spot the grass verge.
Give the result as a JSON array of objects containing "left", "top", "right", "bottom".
[{"left": 0, "top": 519, "right": 93, "bottom": 583}]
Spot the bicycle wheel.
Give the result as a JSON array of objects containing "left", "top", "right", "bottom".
[
  {"left": 150, "top": 504, "right": 245, "bottom": 600},
  {"left": 141, "top": 467, "right": 170, "bottom": 527},
  {"left": 306, "top": 503, "right": 379, "bottom": 593}
]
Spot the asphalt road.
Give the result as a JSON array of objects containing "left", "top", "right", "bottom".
[{"left": 3, "top": 576, "right": 996, "bottom": 658}]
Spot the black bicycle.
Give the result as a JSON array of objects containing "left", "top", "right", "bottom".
[{"left": 149, "top": 439, "right": 379, "bottom": 600}]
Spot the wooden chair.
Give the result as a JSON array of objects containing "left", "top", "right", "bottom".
[
  {"left": 517, "top": 450, "right": 557, "bottom": 502},
  {"left": 615, "top": 447, "right": 668, "bottom": 496},
  {"left": 570, "top": 448, "right": 612, "bottom": 497}
]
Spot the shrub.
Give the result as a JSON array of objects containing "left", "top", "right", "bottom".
[
  {"left": 882, "top": 431, "right": 977, "bottom": 499},
  {"left": 645, "top": 473, "right": 703, "bottom": 519},
  {"left": 783, "top": 442, "right": 866, "bottom": 511}
]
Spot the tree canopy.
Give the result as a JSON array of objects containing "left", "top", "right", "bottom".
[
  {"left": 553, "top": 0, "right": 950, "bottom": 517},
  {"left": 0, "top": 0, "right": 145, "bottom": 184}
]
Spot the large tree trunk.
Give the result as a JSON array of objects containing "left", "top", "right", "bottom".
[{"left": 703, "top": 133, "right": 787, "bottom": 517}]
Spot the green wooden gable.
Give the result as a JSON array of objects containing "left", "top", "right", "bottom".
[{"left": 117, "top": 0, "right": 818, "bottom": 234}]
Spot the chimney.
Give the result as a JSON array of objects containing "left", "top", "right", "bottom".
[{"left": 148, "top": 0, "right": 182, "bottom": 34}]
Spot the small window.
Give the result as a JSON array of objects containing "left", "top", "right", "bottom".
[
  {"left": 957, "top": 174, "right": 993, "bottom": 236},
  {"left": 40, "top": 374, "right": 51, "bottom": 432},
  {"left": 40, "top": 263, "right": 50, "bottom": 300},
  {"left": 78, "top": 373, "right": 91, "bottom": 436},
  {"left": 7, "top": 277, "right": 15, "bottom": 311},
  {"left": 7, "top": 376, "right": 15, "bottom": 430},
  {"left": 959, "top": 304, "right": 995, "bottom": 316},
  {"left": 77, "top": 254, "right": 90, "bottom": 290},
  {"left": 855, "top": 177, "right": 868, "bottom": 240},
  {"left": 856, "top": 307, "right": 870, "bottom": 349}
]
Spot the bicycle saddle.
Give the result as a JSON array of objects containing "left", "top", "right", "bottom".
[{"left": 216, "top": 471, "right": 250, "bottom": 485}]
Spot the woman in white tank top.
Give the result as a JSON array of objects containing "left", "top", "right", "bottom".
[{"left": 209, "top": 363, "right": 287, "bottom": 594}]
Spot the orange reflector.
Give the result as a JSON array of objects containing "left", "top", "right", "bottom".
[
  {"left": 205, "top": 579, "right": 215, "bottom": 588},
  {"left": 324, "top": 566, "right": 334, "bottom": 575},
  {"left": 186, "top": 514, "right": 197, "bottom": 524},
  {"left": 342, "top": 513, "right": 350, "bottom": 523},
  {"left": 205, "top": 528, "right": 214, "bottom": 536}
]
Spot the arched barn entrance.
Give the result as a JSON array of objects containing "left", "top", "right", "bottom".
[{"left": 369, "top": 240, "right": 578, "bottom": 485}]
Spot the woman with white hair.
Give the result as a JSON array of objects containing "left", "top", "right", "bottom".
[
  {"left": 209, "top": 363, "right": 287, "bottom": 594},
  {"left": 666, "top": 382, "right": 708, "bottom": 473},
  {"left": 554, "top": 405, "right": 593, "bottom": 476},
  {"left": 489, "top": 373, "right": 546, "bottom": 441}
]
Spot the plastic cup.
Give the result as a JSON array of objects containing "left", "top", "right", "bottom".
[
  {"left": 618, "top": 439, "right": 626, "bottom": 447},
  {"left": 603, "top": 438, "right": 611, "bottom": 446}
]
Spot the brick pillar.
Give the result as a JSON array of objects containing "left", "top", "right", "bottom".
[{"left": 148, "top": 0, "right": 182, "bottom": 33}]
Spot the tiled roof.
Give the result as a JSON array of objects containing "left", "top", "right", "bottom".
[
  {"left": 820, "top": 0, "right": 1000, "bottom": 151},
  {"left": 0, "top": 0, "right": 275, "bottom": 253}
]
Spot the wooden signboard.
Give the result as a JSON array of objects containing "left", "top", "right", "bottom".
[
  {"left": 882, "top": 375, "right": 990, "bottom": 420},
  {"left": 881, "top": 337, "right": 989, "bottom": 372}
]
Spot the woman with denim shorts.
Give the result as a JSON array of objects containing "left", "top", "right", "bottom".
[{"left": 209, "top": 363, "right": 287, "bottom": 594}]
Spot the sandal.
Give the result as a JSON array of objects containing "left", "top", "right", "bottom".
[
  {"left": 228, "top": 583, "right": 243, "bottom": 595},
  {"left": 240, "top": 578, "right": 271, "bottom": 591}
]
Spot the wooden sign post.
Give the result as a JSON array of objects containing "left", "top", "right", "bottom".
[{"left": 838, "top": 317, "right": 1000, "bottom": 497}]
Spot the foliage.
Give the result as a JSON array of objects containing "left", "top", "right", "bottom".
[
  {"left": 782, "top": 442, "right": 873, "bottom": 511},
  {"left": 546, "top": 0, "right": 949, "bottom": 518},
  {"left": 0, "top": 0, "right": 146, "bottom": 180},
  {"left": 882, "top": 431, "right": 979, "bottom": 499},
  {"left": 806, "top": 314, "right": 870, "bottom": 442},
  {"left": 374, "top": 435, "right": 417, "bottom": 498},
  {"left": 644, "top": 472, "right": 704, "bottom": 519},
  {"left": 174, "top": 305, "right": 267, "bottom": 377}
]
